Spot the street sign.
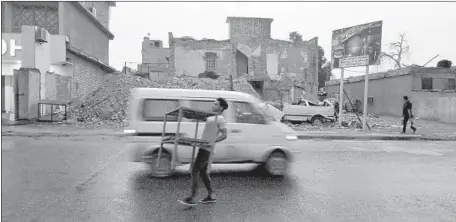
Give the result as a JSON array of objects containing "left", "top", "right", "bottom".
[{"left": 339, "top": 55, "right": 369, "bottom": 68}]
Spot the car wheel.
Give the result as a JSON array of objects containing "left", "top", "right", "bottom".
[
  {"left": 264, "top": 151, "right": 288, "bottom": 177},
  {"left": 311, "top": 116, "right": 326, "bottom": 126},
  {"left": 143, "top": 151, "right": 173, "bottom": 178}
]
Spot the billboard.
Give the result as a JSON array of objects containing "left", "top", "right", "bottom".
[{"left": 331, "top": 21, "right": 382, "bottom": 68}]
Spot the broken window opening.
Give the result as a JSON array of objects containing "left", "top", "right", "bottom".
[
  {"left": 448, "top": 79, "right": 456, "bottom": 90},
  {"left": 421, "top": 78, "right": 433, "bottom": 90}
]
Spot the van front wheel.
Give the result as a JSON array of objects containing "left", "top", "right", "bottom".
[
  {"left": 143, "top": 152, "right": 173, "bottom": 178},
  {"left": 264, "top": 151, "right": 288, "bottom": 177}
]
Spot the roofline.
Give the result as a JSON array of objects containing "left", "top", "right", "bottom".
[
  {"left": 67, "top": 45, "right": 117, "bottom": 73},
  {"left": 226, "top": 17, "right": 274, "bottom": 23}
]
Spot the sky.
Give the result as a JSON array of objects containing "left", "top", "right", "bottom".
[{"left": 109, "top": 1, "right": 456, "bottom": 79}]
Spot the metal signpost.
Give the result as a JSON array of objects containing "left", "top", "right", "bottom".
[{"left": 331, "top": 21, "right": 383, "bottom": 130}]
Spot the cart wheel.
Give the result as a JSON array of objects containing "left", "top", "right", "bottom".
[{"left": 143, "top": 152, "right": 173, "bottom": 178}]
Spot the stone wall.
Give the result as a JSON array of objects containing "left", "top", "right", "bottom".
[
  {"left": 172, "top": 38, "right": 231, "bottom": 76},
  {"left": 68, "top": 51, "right": 106, "bottom": 99},
  {"left": 44, "top": 72, "right": 72, "bottom": 101}
]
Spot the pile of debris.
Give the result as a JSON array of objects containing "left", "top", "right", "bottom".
[
  {"left": 70, "top": 73, "right": 259, "bottom": 127},
  {"left": 286, "top": 113, "right": 403, "bottom": 132}
]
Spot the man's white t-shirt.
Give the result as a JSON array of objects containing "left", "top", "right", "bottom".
[{"left": 200, "top": 115, "right": 226, "bottom": 152}]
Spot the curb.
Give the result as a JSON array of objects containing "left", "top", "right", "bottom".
[
  {"left": 1, "top": 131, "right": 117, "bottom": 138},
  {"left": 297, "top": 134, "right": 456, "bottom": 141},
  {"left": 3, "top": 131, "right": 456, "bottom": 141}
]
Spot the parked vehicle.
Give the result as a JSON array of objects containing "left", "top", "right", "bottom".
[
  {"left": 282, "top": 99, "right": 335, "bottom": 125},
  {"left": 125, "top": 88, "right": 301, "bottom": 177}
]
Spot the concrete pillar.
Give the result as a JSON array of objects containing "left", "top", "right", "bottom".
[{"left": 20, "top": 26, "right": 51, "bottom": 101}]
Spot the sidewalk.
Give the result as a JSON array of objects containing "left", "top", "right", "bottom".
[
  {"left": 2, "top": 121, "right": 456, "bottom": 141},
  {"left": 297, "top": 131, "right": 456, "bottom": 141},
  {"left": 1, "top": 123, "right": 120, "bottom": 137},
  {"left": 293, "top": 114, "right": 456, "bottom": 141}
]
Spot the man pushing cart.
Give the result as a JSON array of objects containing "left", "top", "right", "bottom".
[{"left": 157, "top": 97, "right": 229, "bottom": 207}]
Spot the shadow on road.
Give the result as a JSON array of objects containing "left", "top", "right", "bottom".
[{"left": 128, "top": 165, "right": 296, "bottom": 221}]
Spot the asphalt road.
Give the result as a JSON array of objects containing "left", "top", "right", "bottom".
[{"left": 2, "top": 136, "right": 456, "bottom": 222}]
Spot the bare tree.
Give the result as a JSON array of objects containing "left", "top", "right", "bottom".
[{"left": 380, "top": 33, "right": 410, "bottom": 69}]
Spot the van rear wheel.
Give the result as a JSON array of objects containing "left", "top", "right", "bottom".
[{"left": 143, "top": 151, "right": 173, "bottom": 178}]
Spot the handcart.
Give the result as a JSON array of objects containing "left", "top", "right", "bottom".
[{"left": 156, "top": 106, "right": 218, "bottom": 172}]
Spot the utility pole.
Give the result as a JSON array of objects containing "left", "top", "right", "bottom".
[{"left": 124, "top": 62, "right": 127, "bottom": 74}]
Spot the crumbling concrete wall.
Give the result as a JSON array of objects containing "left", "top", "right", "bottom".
[
  {"left": 411, "top": 68, "right": 456, "bottom": 90},
  {"left": 326, "top": 67, "right": 456, "bottom": 122},
  {"left": 45, "top": 72, "right": 71, "bottom": 101},
  {"left": 327, "top": 74, "right": 412, "bottom": 115},
  {"left": 172, "top": 38, "right": 231, "bottom": 77},
  {"left": 227, "top": 17, "right": 273, "bottom": 40},
  {"left": 411, "top": 91, "right": 456, "bottom": 123},
  {"left": 141, "top": 37, "right": 169, "bottom": 64}
]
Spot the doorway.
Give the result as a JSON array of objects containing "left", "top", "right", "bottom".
[
  {"left": 236, "top": 50, "right": 248, "bottom": 77},
  {"left": 248, "top": 81, "right": 264, "bottom": 99}
]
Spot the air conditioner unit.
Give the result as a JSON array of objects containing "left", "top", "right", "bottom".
[
  {"left": 35, "top": 27, "right": 48, "bottom": 43},
  {"left": 89, "top": 7, "right": 97, "bottom": 17}
]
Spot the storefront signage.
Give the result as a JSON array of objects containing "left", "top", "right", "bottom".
[{"left": 2, "top": 33, "right": 22, "bottom": 60}]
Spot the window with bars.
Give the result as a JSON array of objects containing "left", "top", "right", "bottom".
[
  {"left": 204, "top": 52, "right": 217, "bottom": 71},
  {"left": 12, "top": 3, "right": 59, "bottom": 34}
]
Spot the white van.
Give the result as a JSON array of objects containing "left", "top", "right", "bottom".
[{"left": 126, "top": 88, "right": 301, "bottom": 177}]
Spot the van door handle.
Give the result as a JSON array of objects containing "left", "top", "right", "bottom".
[{"left": 230, "top": 129, "right": 241, "bottom": 133}]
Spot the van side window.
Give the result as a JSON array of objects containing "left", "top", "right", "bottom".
[
  {"left": 233, "top": 102, "right": 266, "bottom": 124},
  {"left": 142, "top": 99, "right": 179, "bottom": 121},
  {"left": 188, "top": 100, "right": 213, "bottom": 112},
  {"left": 185, "top": 100, "right": 228, "bottom": 121}
]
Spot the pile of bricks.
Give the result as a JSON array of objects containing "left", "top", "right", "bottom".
[{"left": 70, "top": 73, "right": 259, "bottom": 127}]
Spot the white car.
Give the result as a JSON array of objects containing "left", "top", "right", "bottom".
[
  {"left": 125, "top": 88, "right": 301, "bottom": 178},
  {"left": 282, "top": 99, "right": 335, "bottom": 124}
]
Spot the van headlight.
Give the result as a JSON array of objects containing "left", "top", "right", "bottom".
[
  {"left": 123, "top": 129, "right": 136, "bottom": 135},
  {"left": 286, "top": 135, "right": 298, "bottom": 141}
]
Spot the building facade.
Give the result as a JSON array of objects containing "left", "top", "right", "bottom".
[
  {"left": 326, "top": 67, "right": 456, "bottom": 123},
  {"left": 1, "top": 1, "right": 116, "bottom": 121},
  {"left": 137, "top": 36, "right": 170, "bottom": 81},
  {"left": 141, "top": 17, "right": 320, "bottom": 102}
]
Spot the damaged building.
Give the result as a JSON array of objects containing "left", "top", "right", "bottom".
[{"left": 140, "top": 17, "right": 320, "bottom": 102}]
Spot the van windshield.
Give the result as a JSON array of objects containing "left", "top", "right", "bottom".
[{"left": 259, "top": 103, "right": 278, "bottom": 121}]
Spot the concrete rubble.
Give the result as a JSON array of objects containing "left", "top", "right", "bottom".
[
  {"left": 69, "top": 73, "right": 259, "bottom": 127},
  {"left": 288, "top": 112, "right": 408, "bottom": 131}
]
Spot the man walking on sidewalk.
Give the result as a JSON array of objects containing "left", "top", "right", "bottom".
[
  {"left": 179, "top": 98, "right": 228, "bottom": 206},
  {"left": 402, "top": 96, "right": 417, "bottom": 134}
]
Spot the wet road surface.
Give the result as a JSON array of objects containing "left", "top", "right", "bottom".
[{"left": 2, "top": 136, "right": 456, "bottom": 222}]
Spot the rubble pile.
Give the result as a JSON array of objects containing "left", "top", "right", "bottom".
[
  {"left": 287, "top": 113, "right": 403, "bottom": 132},
  {"left": 70, "top": 74, "right": 259, "bottom": 127}
]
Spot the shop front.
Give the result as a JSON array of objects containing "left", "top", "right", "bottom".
[
  {"left": 1, "top": 33, "right": 22, "bottom": 121},
  {"left": 2, "top": 26, "right": 72, "bottom": 122}
]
